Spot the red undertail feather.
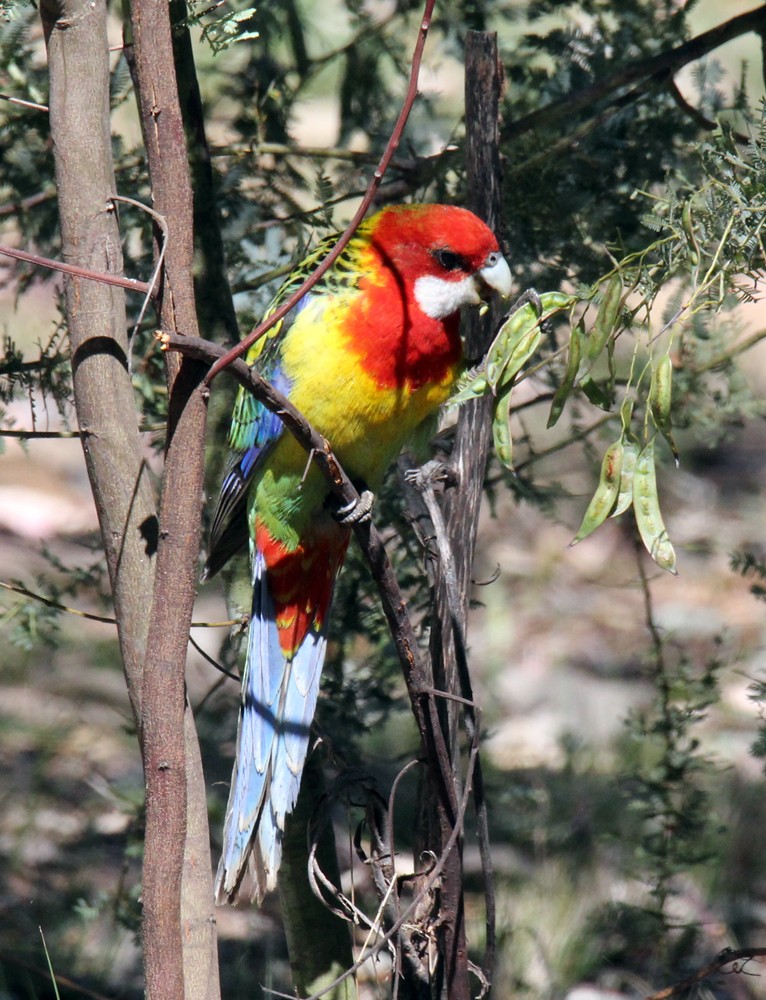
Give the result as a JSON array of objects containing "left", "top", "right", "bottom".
[{"left": 256, "top": 525, "right": 349, "bottom": 656}]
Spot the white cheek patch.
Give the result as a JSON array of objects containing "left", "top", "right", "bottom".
[{"left": 414, "top": 274, "right": 480, "bottom": 319}]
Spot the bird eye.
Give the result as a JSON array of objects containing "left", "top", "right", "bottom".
[{"left": 433, "top": 248, "right": 465, "bottom": 271}]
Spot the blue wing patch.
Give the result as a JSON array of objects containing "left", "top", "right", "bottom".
[{"left": 203, "top": 363, "right": 292, "bottom": 580}]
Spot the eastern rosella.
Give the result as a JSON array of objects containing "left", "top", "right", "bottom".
[{"left": 207, "top": 203, "right": 512, "bottom": 904}]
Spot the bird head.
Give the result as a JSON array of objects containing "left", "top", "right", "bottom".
[{"left": 362, "top": 203, "right": 513, "bottom": 319}]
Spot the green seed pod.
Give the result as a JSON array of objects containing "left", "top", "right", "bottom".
[
  {"left": 539, "top": 291, "right": 575, "bottom": 314},
  {"left": 610, "top": 440, "right": 639, "bottom": 518},
  {"left": 492, "top": 385, "right": 515, "bottom": 471},
  {"left": 548, "top": 321, "right": 584, "bottom": 428},
  {"left": 649, "top": 354, "right": 672, "bottom": 432},
  {"left": 571, "top": 440, "right": 624, "bottom": 544},
  {"left": 496, "top": 327, "right": 542, "bottom": 393},
  {"left": 649, "top": 354, "right": 679, "bottom": 465},
  {"left": 486, "top": 302, "right": 540, "bottom": 389},
  {"left": 585, "top": 273, "right": 624, "bottom": 366},
  {"left": 633, "top": 439, "right": 677, "bottom": 574}
]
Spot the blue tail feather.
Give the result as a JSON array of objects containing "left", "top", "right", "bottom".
[{"left": 214, "top": 549, "right": 331, "bottom": 904}]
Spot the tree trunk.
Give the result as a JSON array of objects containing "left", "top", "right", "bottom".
[
  {"left": 42, "top": 2, "right": 220, "bottom": 998},
  {"left": 40, "top": 0, "right": 156, "bottom": 722},
  {"left": 125, "top": 0, "right": 217, "bottom": 997},
  {"left": 424, "top": 30, "right": 505, "bottom": 1000}
]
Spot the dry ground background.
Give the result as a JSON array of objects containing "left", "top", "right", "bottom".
[
  {"left": 3, "top": 2, "right": 766, "bottom": 998},
  {"left": 3, "top": 291, "right": 766, "bottom": 1000}
]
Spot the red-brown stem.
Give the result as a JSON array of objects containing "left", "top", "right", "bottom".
[
  {"left": 0, "top": 243, "right": 151, "bottom": 294},
  {"left": 203, "top": 0, "right": 437, "bottom": 386}
]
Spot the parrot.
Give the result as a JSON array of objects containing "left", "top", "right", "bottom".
[{"left": 206, "top": 202, "right": 512, "bottom": 904}]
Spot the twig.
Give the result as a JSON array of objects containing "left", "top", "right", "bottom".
[
  {"left": 0, "top": 579, "right": 117, "bottom": 624},
  {"left": 645, "top": 947, "right": 766, "bottom": 1000},
  {"left": 508, "top": 74, "right": 661, "bottom": 180},
  {"left": 161, "top": 327, "right": 459, "bottom": 823},
  {"left": 109, "top": 194, "right": 167, "bottom": 353},
  {"left": 510, "top": 412, "right": 615, "bottom": 473},
  {"left": 187, "top": 633, "right": 240, "bottom": 682},
  {"left": 667, "top": 78, "right": 750, "bottom": 145},
  {"left": 0, "top": 92, "right": 48, "bottom": 112},
  {"left": 0, "top": 428, "right": 82, "bottom": 439},
  {"left": 0, "top": 424, "right": 167, "bottom": 439},
  {"left": 214, "top": 139, "right": 457, "bottom": 172},
  {"left": 203, "top": 0, "right": 438, "bottom": 385},
  {"left": 505, "top": 5, "right": 766, "bottom": 141},
  {"left": 0, "top": 244, "right": 152, "bottom": 295},
  {"left": 0, "top": 187, "right": 56, "bottom": 217},
  {"left": 0, "top": 578, "right": 241, "bottom": 629},
  {"left": 264, "top": 731, "right": 481, "bottom": 1000},
  {"left": 687, "top": 327, "right": 766, "bottom": 373},
  {"left": 0, "top": 952, "right": 112, "bottom": 1000}
]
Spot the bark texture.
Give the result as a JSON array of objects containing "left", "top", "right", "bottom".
[
  {"left": 425, "top": 30, "right": 505, "bottom": 1000},
  {"left": 40, "top": 0, "right": 156, "bottom": 721},
  {"left": 126, "top": 0, "right": 217, "bottom": 996}
]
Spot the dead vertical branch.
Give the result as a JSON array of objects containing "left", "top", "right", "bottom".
[
  {"left": 424, "top": 29, "right": 505, "bottom": 999},
  {"left": 168, "top": 0, "right": 239, "bottom": 347},
  {"left": 125, "top": 2, "right": 217, "bottom": 998}
]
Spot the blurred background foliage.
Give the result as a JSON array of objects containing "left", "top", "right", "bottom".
[{"left": 2, "top": 0, "right": 766, "bottom": 997}]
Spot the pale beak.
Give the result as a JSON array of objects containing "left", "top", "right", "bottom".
[{"left": 479, "top": 253, "right": 513, "bottom": 298}]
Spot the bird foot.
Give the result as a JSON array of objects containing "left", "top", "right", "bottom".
[
  {"left": 403, "top": 459, "right": 459, "bottom": 491},
  {"left": 334, "top": 489, "right": 375, "bottom": 525}
]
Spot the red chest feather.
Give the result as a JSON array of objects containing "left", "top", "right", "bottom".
[{"left": 342, "top": 276, "right": 462, "bottom": 391}]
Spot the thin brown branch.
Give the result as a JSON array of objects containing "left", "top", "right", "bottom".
[
  {"left": 214, "top": 139, "right": 457, "bottom": 173},
  {"left": 161, "top": 328, "right": 459, "bottom": 815},
  {"left": 505, "top": 4, "right": 766, "bottom": 140},
  {"left": 230, "top": 261, "right": 294, "bottom": 295},
  {"left": 0, "top": 243, "right": 152, "bottom": 294},
  {"left": 0, "top": 91, "right": 48, "bottom": 112},
  {"left": 645, "top": 947, "right": 766, "bottom": 1000},
  {"left": 687, "top": 326, "right": 766, "bottom": 372},
  {"left": 0, "top": 187, "right": 56, "bottom": 217},
  {"left": 0, "top": 579, "right": 240, "bottom": 629},
  {"left": 109, "top": 194, "right": 167, "bottom": 344},
  {"left": 0, "top": 424, "right": 166, "bottom": 439},
  {"left": 265, "top": 731, "right": 481, "bottom": 1000},
  {"left": 508, "top": 74, "right": 659, "bottom": 180},
  {"left": 203, "top": 0, "right": 438, "bottom": 385},
  {"left": 668, "top": 78, "right": 751, "bottom": 143},
  {"left": 0, "top": 579, "right": 115, "bottom": 624},
  {"left": 0, "top": 428, "right": 80, "bottom": 438},
  {"left": 512, "top": 412, "right": 615, "bottom": 473}
]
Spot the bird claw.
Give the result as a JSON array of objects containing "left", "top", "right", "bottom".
[
  {"left": 334, "top": 489, "right": 375, "bottom": 525},
  {"left": 508, "top": 287, "right": 542, "bottom": 317},
  {"left": 404, "top": 459, "right": 458, "bottom": 491}
]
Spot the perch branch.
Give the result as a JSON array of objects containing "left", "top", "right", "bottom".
[
  {"left": 646, "top": 947, "right": 766, "bottom": 1000},
  {"left": 160, "top": 330, "right": 459, "bottom": 819}
]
